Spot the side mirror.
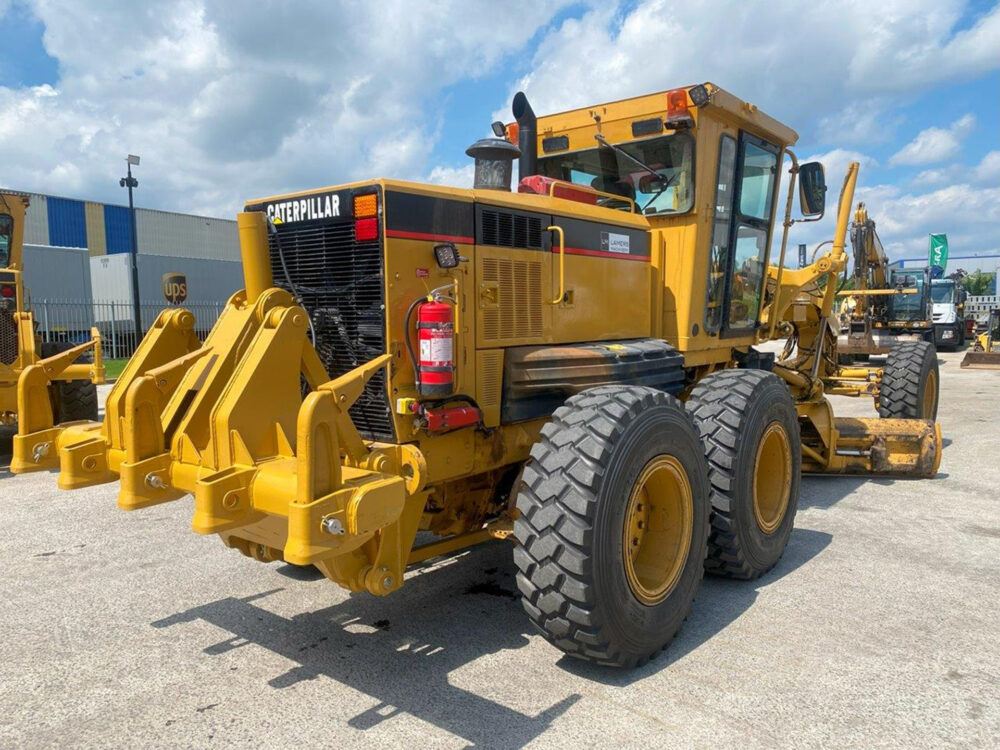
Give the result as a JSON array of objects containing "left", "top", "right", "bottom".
[
  {"left": 638, "top": 173, "right": 667, "bottom": 193},
  {"left": 798, "top": 161, "right": 826, "bottom": 217}
]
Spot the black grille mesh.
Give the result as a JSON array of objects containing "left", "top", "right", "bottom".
[
  {"left": 267, "top": 219, "right": 394, "bottom": 442},
  {"left": 0, "top": 310, "right": 17, "bottom": 366},
  {"left": 481, "top": 209, "right": 543, "bottom": 248}
]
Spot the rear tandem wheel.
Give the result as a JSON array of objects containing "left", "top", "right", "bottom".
[{"left": 513, "top": 385, "right": 710, "bottom": 668}]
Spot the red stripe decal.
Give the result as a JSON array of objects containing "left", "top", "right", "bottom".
[
  {"left": 386, "top": 229, "right": 474, "bottom": 244},
  {"left": 562, "top": 246, "right": 650, "bottom": 261}
]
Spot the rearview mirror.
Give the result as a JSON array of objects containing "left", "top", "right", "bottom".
[{"left": 798, "top": 161, "right": 826, "bottom": 217}]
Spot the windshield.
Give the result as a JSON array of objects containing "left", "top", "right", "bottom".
[
  {"left": 537, "top": 133, "right": 695, "bottom": 215},
  {"left": 0, "top": 214, "right": 11, "bottom": 268},
  {"left": 931, "top": 282, "right": 955, "bottom": 304},
  {"left": 888, "top": 273, "right": 926, "bottom": 320}
]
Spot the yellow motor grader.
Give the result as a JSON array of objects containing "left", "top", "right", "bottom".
[
  {"left": 0, "top": 192, "right": 103, "bottom": 446},
  {"left": 13, "top": 84, "right": 940, "bottom": 667}
]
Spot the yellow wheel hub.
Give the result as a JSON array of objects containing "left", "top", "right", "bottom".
[
  {"left": 623, "top": 455, "right": 693, "bottom": 606},
  {"left": 922, "top": 369, "right": 938, "bottom": 418},
  {"left": 753, "top": 422, "right": 792, "bottom": 534}
]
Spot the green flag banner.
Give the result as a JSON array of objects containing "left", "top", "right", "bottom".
[{"left": 929, "top": 233, "right": 948, "bottom": 270}]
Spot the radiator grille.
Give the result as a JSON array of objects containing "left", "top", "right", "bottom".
[
  {"left": 481, "top": 209, "right": 543, "bottom": 249},
  {"left": 0, "top": 310, "right": 17, "bottom": 366},
  {"left": 268, "top": 217, "right": 394, "bottom": 442},
  {"left": 481, "top": 257, "right": 543, "bottom": 342}
]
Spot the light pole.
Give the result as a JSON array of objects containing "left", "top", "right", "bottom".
[{"left": 119, "top": 154, "right": 142, "bottom": 348}]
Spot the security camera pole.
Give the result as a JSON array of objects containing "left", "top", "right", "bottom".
[{"left": 120, "top": 154, "right": 142, "bottom": 350}]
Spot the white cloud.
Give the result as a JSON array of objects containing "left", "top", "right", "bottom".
[
  {"left": 426, "top": 163, "right": 475, "bottom": 188},
  {"left": 889, "top": 114, "right": 976, "bottom": 166},
  {"left": 816, "top": 101, "right": 904, "bottom": 146},
  {"left": 0, "top": 0, "right": 572, "bottom": 216},
  {"left": 500, "top": 0, "right": 1000, "bottom": 148},
  {"left": 973, "top": 150, "right": 1000, "bottom": 184}
]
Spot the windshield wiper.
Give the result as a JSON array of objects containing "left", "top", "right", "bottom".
[
  {"left": 594, "top": 134, "right": 677, "bottom": 212},
  {"left": 595, "top": 134, "right": 661, "bottom": 181}
]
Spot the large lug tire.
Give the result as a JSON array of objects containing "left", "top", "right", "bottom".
[
  {"left": 41, "top": 341, "right": 99, "bottom": 423},
  {"left": 513, "top": 385, "right": 710, "bottom": 668},
  {"left": 686, "top": 369, "right": 801, "bottom": 580},
  {"left": 878, "top": 340, "right": 938, "bottom": 420}
]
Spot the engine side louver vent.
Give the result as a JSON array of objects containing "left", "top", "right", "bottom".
[
  {"left": 481, "top": 257, "right": 543, "bottom": 342},
  {"left": 480, "top": 209, "right": 543, "bottom": 249}
]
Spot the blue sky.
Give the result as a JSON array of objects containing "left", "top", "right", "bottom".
[{"left": 0, "top": 0, "right": 997, "bottom": 261}]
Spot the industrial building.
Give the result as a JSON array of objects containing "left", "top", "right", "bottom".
[
  {"left": 20, "top": 191, "right": 239, "bottom": 261},
  {"left": 7, "top": 190, "right": 244, "bottom": 354},
  {"left": 12, "top": 190, "right": 243, "bottom": 303}
]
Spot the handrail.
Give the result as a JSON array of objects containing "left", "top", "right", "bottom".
[{"left": 547, "top": 225, "right": 566, "bottom": 304}]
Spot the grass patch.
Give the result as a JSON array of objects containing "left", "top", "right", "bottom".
[{"left": 103, "top": 359, "right": 129, "bottom": 380}]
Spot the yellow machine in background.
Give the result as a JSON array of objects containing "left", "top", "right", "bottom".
[
  {"left": 0, "top": 192, "right": 104, "bottom": 450},
  {"left": 837, "top": 203, "right": 933, "bottom": 359},
  {"left": 13, "top": 84, "right": 941, "bottom": 667},
  {"left": 961, "top": 308, "right": 1000, "bottom": 369}
]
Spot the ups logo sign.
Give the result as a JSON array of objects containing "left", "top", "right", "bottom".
[{"left": 162, "top": 272, "right": 187, "bottom": 304}]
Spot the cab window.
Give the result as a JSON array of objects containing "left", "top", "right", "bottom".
[
  {"left": 0, "top": 215, "right": 12, "bottom": 268},
  {"left": 705, "top": 136, "right": 736, "bottom": 333},
  {"left": 705, "top": 132, "right": 780, "bottom": 333},
  {"left": 538, "top": 133, "right": 695, "bottom": 215}
]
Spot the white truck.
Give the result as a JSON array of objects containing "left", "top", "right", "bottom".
[{"left": 931, "top": 278, "right": 967, "bottom": 350}]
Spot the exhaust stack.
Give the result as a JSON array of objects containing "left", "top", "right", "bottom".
[{"left": 512, "top": 91, "right": 537, "bottom": 180}]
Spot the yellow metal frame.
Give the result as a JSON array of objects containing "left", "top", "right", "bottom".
[{"left": 1, "top": 191, "right": 105, "bottom": 427}]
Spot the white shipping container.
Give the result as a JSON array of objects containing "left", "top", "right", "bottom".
[{"left": 90, "top": 253, "right": 244, "bottom": 328}]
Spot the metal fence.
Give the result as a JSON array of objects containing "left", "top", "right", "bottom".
[
  {"left": 31, "top": 299, "right": 224, "bottom": 359},
  {"left": 966, "top": 295, "right": 999, "bottom": 323}
]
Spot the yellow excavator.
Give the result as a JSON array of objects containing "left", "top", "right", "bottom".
[
  {"left": 12, "top": 84, "right": 941, "bottom": 667},
  {"left": 0, "top": 192, "right": 103, "bottom": 448},
  {"left": 837, "top": 202, "right": 934, "bottom": 362}
]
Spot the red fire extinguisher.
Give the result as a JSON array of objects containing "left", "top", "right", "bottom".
[{"left": 416, "top": 299, "right": 454, "bottom": 395}]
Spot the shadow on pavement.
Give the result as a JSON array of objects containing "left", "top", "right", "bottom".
[
  {"left": 151, "top": 525, "right": 833, "bottom": 743},
  {"left": 153, "top": 542, "right": 581, "bottom": 747},
  {"left": 556, "top": 526, "right": 833, "bottom": 684}
]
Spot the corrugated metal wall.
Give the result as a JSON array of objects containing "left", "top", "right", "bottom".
[
  {"left": 135, "top": 209, "right": 240, "bottom": 260},
  {"left": 84, "top": 201, "right": 107, "bottom": 256},
  {"left": 24, "top": 193, "right": 49, "bottom": 245},
  {"left": 18, "top": 191, "right": 238, "bottom": 261},
  {"left": 46, "top": 196, "right": 88, "bottom": 248},
  {"left": 103, "top": 205, "right": 133, "bottom": 255}
]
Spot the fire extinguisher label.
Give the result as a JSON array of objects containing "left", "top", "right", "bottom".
[{"left": 420, "top": 335, "right": 453, "bottom": 364}]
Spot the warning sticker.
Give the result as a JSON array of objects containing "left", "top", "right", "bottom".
[
  {"left": 601, "top": 231, "right": 631, "bottom": 255},
  {"left": 420, "top": 336, "right": 453, "bottom": 364}
]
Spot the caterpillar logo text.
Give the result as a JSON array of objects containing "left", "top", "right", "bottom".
[{"left": 266, "top": 193, "right": 340, "bottom": 224}]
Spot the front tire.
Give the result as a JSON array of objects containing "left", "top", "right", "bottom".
[
  {"left": 879, "top": 340, "right": 938, "bottom": 420},
  {"left": 513, "top": 386, "right": 709, "bottom": 668},
  {"left": 686, "top": 369, "right": 801, "bottom": 580}
]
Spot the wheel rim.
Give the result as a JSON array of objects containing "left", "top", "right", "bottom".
[
  {"left": 753, "top": 422, "right": 792, "bottom": 535},
  {"left": 922, "top": 369, "right": 938, "bottom": 418},
  {"left": 623, "top": 455, "right": 693, "bottom": 606}
]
